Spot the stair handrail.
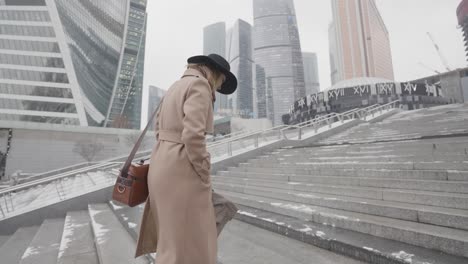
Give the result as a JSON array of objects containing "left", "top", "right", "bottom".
[{"left": 208, "top": 124, "right": 289, "bottom": 148}]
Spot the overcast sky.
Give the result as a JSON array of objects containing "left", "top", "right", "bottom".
[{"left": 140, "top": 0, "right": 466, "bottom": 127}]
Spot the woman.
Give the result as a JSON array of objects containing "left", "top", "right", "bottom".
[{"left": 135, "top": 54, "right": 238, "bottom": 263}]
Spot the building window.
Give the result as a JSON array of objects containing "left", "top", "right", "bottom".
[
  {"left": 0, "top": 39, "right": 60, "bottom": 53},
  {"left": 0, "top": 25, "right": 55, "bottom": 37},
  {"left": 0, "top": 68, "right": 69, "bottom": 83},
  {"left": 0, "top": 98, "right": 77, "bottom": 113},
  {"left": 0, "top": 10, "right": 51, "bottom": 21},
  {"left": 1, "top": 0, "right": 46, "bottom": 6},
  {"left": 0, "top": 83, "right": 73, "bottom": 98},
  {"left": 0, "top": 53, "right": 65, "bottom": 68}
]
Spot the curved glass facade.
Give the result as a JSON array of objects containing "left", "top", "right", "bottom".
[
  {"left": 253, "top": 0, "right": 305, "bottom": 125},
  {"left": 55, "top": 0, "right": 127, "bottom": 126},
  {"left": 0, "top": 0, "right": 146, "bottom": 128},
  {"left": 105, "top": 0, "right": 147, "bottom": 129}
]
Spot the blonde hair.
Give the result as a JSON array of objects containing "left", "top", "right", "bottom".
[{"left": 187, "top": 63, "right": 225, "bottom": 91}]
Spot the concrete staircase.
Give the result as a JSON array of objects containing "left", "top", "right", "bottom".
[
  {"left": 321, "top": 103, "right": 468, "bottom": 144},
  {"left": 0, "top": 202, "right": 150, "bottom": 264},
  {"left": 212, "top": 104, "right": 468, "bottom": 263}
]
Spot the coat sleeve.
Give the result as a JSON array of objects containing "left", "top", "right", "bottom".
[{"left": 181, "top": 78, "right": 212, "bottom": 182}]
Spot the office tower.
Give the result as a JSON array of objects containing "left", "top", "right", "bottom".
[
  {"left": 253, "top": 0, "right": 306, "bottom": 125},
  {"left": 329, "top": 0, "right": 394, "bottom": 84},
  {"left": 226, "top": 19, "right": 254, "bottom": 118},
  {"left": 0, "top": 0, "right": 146, "bottom": 129},
  {"left": 203, "top": 22, "right": 229, "bottom": 114},
  {"left": 105, "top": 0, "right": 147, "bottom": 129},
  {"left": 302, "top": 52, "right": 320, "bottom": 94}
]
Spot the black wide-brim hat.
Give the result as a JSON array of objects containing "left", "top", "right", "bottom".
[{"left": 187, "top": 54, "right": 238, "bottom": 95}]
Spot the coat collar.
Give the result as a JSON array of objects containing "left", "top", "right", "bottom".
[
  {"left": 182, "top": 68, "right": 215, "bottom": 102},
  {"left": 182, "top": 68, "right": 205, "bottom": 80}
]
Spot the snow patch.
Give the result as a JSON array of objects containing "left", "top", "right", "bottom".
[
  {"left": 58, "top": 216, "right": 88, "bottom": 258},
  {"left": 296, "top": 193, "right": 319, "bottom": 199},
  {"left": 128, "top": 222, "right": 137, "bottom": 229},
  {"left": 315, "top": 231, "right": 326, "bottom": 237},
  {"left": 238, "top": 211, "right": 257, "bottom": 218},
  {"left": 298, "top": 225, "right": 313, "bottom": 232},
  {"left": 391, "top": 251, "right": 414, "bottom": 263},
  {"left": 109, "top": 200, "right": 125, "bottom": 210},
  {"left": 89, "top": 207, "right": 111, "bottom": 245},
  {"left": 271, "top": 203, "right": 316, "bottom": 213}
]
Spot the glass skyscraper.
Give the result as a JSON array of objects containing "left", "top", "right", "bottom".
[
  {"left": 0, "top": 0, "right": 146, "bottom": 128},
  {"left": 203, "top": 22, "right": 229, "bottom": 115},
  {"left": 226, "top": 19, "right": 254, "bottom": 118},
  {"left": 104, "top": 0, "right": 147, "bottom": 129},
  {"left": 329, "top": 0, "right": 394, "bottom": 84},
  {"left": 302, "top": 52, "right": 320, "bottom": 95},
  {"left": 253, "top": 0, "right": 306, "bottom": 125}
]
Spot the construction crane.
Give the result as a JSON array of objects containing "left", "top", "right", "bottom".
[
  {"left": 426, "top": 32, "right": 452, "bottom": 72},
  {"left": 418, "top": 62, "right": 441, "bottom": 75}
]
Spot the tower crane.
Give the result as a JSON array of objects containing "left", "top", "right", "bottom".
[{"left": 426, "top": 32, "right": 452, "bottom": 72}]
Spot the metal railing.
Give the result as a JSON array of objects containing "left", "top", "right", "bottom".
[
  {"left": 0, "top": 151, "right": 152, "bottom": 218},
  {"left": 0, "top": 100, "right": 401, "bottom": 218},
  {"left": 358, "top": 100, "right": 400, "bottom": 120},
  {"left": 281, "top": 100, "right": 400, "bottom": 140},
  {"left": 208, "top": 125, "right": 288, "bottom": 159}
]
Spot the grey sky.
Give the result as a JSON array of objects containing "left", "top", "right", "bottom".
[{"left": 141, "top": 0, "right": 466, "bottom": 127}]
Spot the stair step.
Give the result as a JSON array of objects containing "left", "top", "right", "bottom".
[
  {"left": 217, "top": 171, "right": 468, "bottom": 193},
  {"left": 212, "top": 181, "right": 468, "bottom": 230},
  {"left": 233, "top": 203, "right": 468, "bottom": 264},
  {"left": 240, "top": 160, "right": 468, "bottom": 171},
  {"left": 218, "top": 219, "right": 364, "bottom": 264},
  {"left": 57, "top": 211, "right": 98, "bottom": 264},
  {"left": 0, "top": 226, "right": 39, "bottom": 263},
  {"left": 254, "top": 154, "right": 468, "bottom": 163},
  {"left": 214, "top": 176, "right": 468, "bottom": 209},
  {"left": 20, "top": 218, "right": 64, "bottom": 264},
  {"left": 227, "top": 166, "right": 453, "bottom": 181},
  {"left": 218, "top": 190, "right": 468, "bottom": 258},
  {"left": 108, "top": 200, "right": 144, "bottom": 240},
  {"left": 88, "top": 203, "right": 149, "bottom": 264}
]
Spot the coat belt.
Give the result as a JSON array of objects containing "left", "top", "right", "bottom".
[{"left": 157, "top": 130, "right": 183, "bottom": 144}]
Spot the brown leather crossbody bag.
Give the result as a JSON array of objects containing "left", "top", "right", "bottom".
[{"left": 112, "top": 100, "right": 163, "bottom": 207}]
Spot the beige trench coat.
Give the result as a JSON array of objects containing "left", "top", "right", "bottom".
[{"left": 135, "top": 69, "right": 235, "bottom": 263}]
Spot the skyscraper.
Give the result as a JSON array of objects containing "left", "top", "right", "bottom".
[
  {"left": 203, "top": 22, "right": 229, "bottom": 114},
  {"left": 458, "top": 0, "right": 468, "bottom": 62},
  {"left": 302, "top": 52, "right": 320, "bottom": 94},
  {"left": 204, "top": 22, "right": 225, "bottom": 57},
  {"left": 0, "top": 0, "right": 146, "bottom": 128},
  {"left": 253, "top": 0, "right": 306, "bottom": 125},
  {"left": 104, "top": 0, "right": 147, "bottom": 129},
  {"left": 329, "top": 0, "right": 394, "bottom": 85},
  {"left": 147, "top": 85, "right": 165, "bottom": 130},
  {"left": 226, "top": 19, "right": 254, "bottom": 118}
]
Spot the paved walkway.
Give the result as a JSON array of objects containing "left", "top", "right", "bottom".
[{"left": 218, "top": 220, "right": 366, "bottom": 264}]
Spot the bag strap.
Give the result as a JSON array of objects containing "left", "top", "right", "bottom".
[{"left": 121, "top": 98, "right": 164, "bottom": 177}]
